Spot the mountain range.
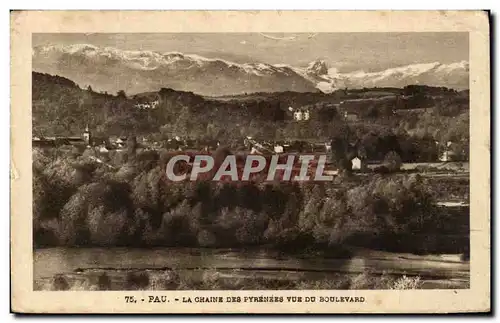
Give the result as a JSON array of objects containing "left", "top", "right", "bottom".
[{"left": 32, "top": 44, "right": 469, "bottom": 96}]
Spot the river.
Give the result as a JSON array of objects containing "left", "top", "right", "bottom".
[{"left": 34, "top": 247, "right": 469, "bottom": 290}]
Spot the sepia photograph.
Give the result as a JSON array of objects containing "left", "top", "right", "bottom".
[
  {"left": 10, "top": 10, "right": 490, "bottom": 314},
  {"left": 31, "top": 31, "right": 471, "bottom": 291}
]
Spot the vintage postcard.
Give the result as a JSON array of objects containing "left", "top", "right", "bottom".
[{"left": 11, "top": 10, "right": 490, "bottom": 314}]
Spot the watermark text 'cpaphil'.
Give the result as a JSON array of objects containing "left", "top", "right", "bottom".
[{"left": 164, "top": 154, "right": 336, "bottom": 182}]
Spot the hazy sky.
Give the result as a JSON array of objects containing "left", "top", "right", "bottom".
[{"left": 33, "top": 33, "right": 468, "bottom": 72}]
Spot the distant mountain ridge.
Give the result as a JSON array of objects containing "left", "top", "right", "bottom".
[{"left": 32, "top": 44, "right": 469, "bottom": 96}]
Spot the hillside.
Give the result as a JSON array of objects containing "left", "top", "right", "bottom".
[
  {"left": 32, "top": 72, "right": 310, "bottom": 138},
  {"left": 32, "top": 71, "right": 469, "bottom": 163},
  {"left": 33, "top": 72, "right": 162, "bottom": 137}
]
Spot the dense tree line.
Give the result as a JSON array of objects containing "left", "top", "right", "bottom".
[{"left": 33, "top": 147, "right": 468, "bottom": 255}]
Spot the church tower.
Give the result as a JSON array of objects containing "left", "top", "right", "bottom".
[{"left": 83, "top": 124, "right": 91, "bottom": 146}]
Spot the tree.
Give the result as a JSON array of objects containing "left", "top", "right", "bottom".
[
  {"left": 384, "top": 151, "right": 402, "bottom": 172},
  {"left": 117, "top": 90, "right": 127, "bottom": 99},
  {"left": 127, "top": 136, "right": 138, "bottom": 161},
  {"left": 330, "top": 131, "right": 349, "bottom": 170},
  {"left": 213, "top": 146, "right": 232, "bottom": 165}
]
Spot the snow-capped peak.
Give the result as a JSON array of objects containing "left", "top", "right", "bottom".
[
  {"left": 306, "top": 59, "right": 328, "bottom": 76},
  {"left": 37, "top": 43, "right": 99, "bottom": 55},
  {"left": 32, "top": 43, "right": 469, "bottom": 95},
  {"left": 34, "top": 44, "right": 294, "bottom": 76}
]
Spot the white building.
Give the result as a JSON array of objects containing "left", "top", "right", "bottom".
[
  {"left": 292, "top": 108, "right": 310, "bottom": 121},
  {"left": 293, "top": 110, "right": 303, "bottom": 121},
  {"left": 439, "top": 141, "right": 456, "bottom": 162},
  {"left": 351, "top": 157, "right": 363, "bottom": 170},
  {"left": 344, "top": 111, "right": 359, "bottom": 122}
]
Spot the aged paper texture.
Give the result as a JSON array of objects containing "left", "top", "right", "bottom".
[{"left": 11, "top": 10, "right": 490, "bottom": 314}]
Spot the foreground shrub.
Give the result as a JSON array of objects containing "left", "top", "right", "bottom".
[
  {"left": 389, "top": 275, "right": 422, "bottom": 290},
  {"left": 39, "top": 269, "right": 424, "bottom": 291},
  {"left": 58, "top": 180, "right": 140, "bottom": 246}
]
